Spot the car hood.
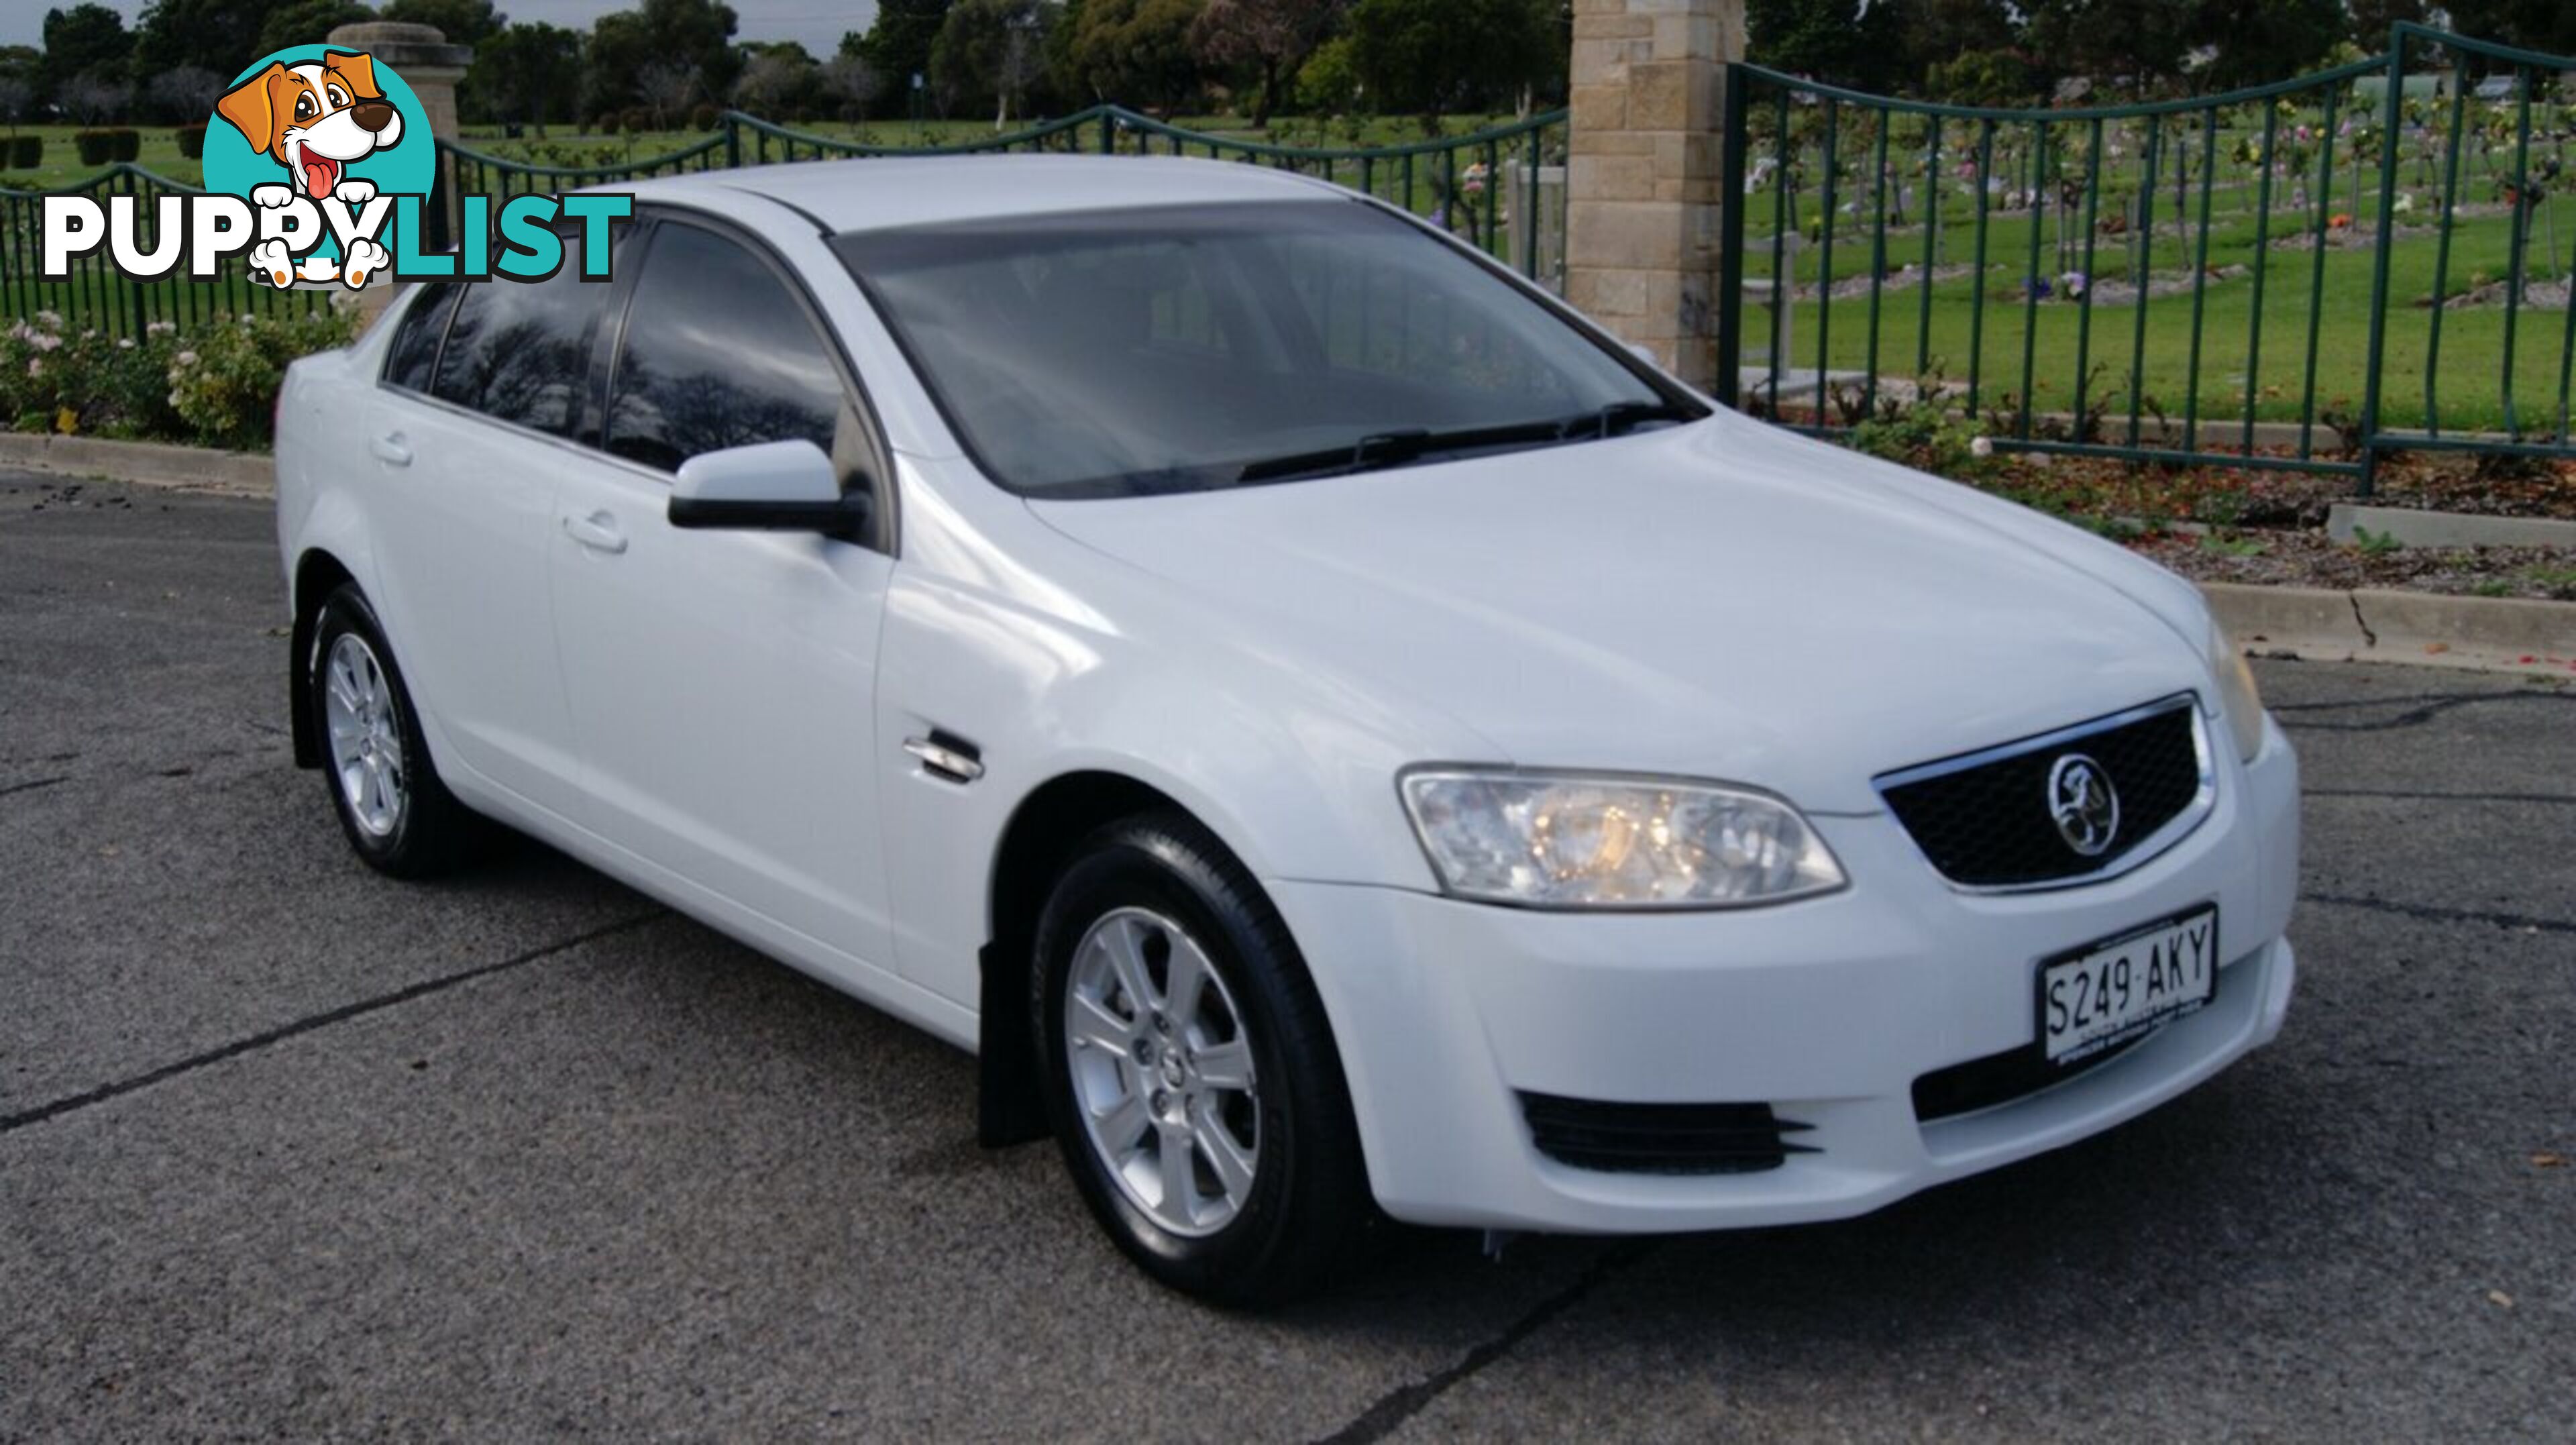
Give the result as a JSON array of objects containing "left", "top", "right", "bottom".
[{"left": 1025, "top": 412, "right": 2212, "bottom": 814}]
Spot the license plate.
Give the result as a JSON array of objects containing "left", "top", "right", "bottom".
[{"left": 2037, "top": 906, "right": 2219, "bottom": 1066}]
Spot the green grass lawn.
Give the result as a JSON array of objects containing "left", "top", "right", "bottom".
[
  {"left": 1, "top": 125, "right": 208, "bottom": 190},
  {"left": 1744, "top": 172, "right": 2575, "bottom": 435}
]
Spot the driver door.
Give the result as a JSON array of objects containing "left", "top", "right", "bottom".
[{"left": 545, "top": 215, "right": 900, "bottom": 980}]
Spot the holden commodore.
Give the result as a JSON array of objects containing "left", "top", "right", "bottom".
[{"left": 274, "top": 156, "right": 2298, "bottom": 1304}]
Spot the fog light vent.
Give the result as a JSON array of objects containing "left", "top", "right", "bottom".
[{"left": 1519, "top": 1093, "right": 1815, "bottom": 1175}]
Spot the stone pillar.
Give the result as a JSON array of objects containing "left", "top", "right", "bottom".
[
  {"left": 325, "top": 20, "right": 473, "bottom": 331},
  {"left": 1564, "top": 0, "right": 1743, "bottom": 390}
]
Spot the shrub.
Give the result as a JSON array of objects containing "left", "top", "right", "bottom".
[
  {"left": 0, "top": 309, "right": 356, "bottom": 450},
  {"left": 164, "top": 311, "right": 358, "bottom": 449},
  {"left": 75, "top": 129, "right": 117, "bottom": 166},
  {"left": 112, "top": 129, "right": 141, "bottom": 162},
  {"left": 593, "top": 111, "right": 620, "bottom": 135},
  {"left": 7, "top": 136, "right": 39, "bottom": 169},
  {"left": 0, "top": 315, "right": 184, "bottom": 441},
  {"left": 176, "top": 123, "right": 207, "bottom": 160},
  {"left": 691, "top": 102, "right": 719, "bottom": 130},
  {"left": 620, "top": 107, "right": 648, "bottom": 133},
  {"left": 1845, "top": 377, "right": 2002, "bottom": 485}
]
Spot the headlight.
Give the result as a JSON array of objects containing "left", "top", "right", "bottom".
[
  {"left": 2206, "top": 619, "right": 2267, "bottom": 762},
  {"left": 1399, "top": 769, "right": 1846, "bottom": 910}
]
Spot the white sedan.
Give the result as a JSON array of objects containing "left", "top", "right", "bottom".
[{"left": 275, "top": 156, "right": 2298, "bottom": 1304}]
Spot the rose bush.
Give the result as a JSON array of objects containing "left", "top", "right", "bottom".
[{"left": 1, "top": 309, "right": 354, "bottom": 450}]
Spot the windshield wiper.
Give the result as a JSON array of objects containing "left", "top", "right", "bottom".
[
  {"left": 1232, "top": 421, "right": 1562, "bottom": 484},
  {"left": 1226, "top": 400, "right": 1701, "bottom": 486},
  {"left": 1553, "top": 400, "right": 1700, "bottom": 439}
]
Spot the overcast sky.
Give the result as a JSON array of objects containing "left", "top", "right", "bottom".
[{"left": 5, "top": 1, "right": 883, "bottom": 62}]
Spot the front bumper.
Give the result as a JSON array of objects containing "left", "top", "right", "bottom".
[{"left": 1270, "top": 715, "right": 2300, "bottom": 1233}]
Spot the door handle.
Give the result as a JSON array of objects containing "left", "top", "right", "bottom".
[
  {"left": 561, "top": 511, "right": 628, "bottom": 555},
  {"left": 369, "top": 433, "right": 413, "bottom": 466}
]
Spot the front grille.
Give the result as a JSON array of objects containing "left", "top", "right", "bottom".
[
  {"left": 1877, "top": 698, "right": 2206, "bottom": 888},
  {"left": 1520, "top": 1093, "right": 1816, "bottom": 1175},
  {"left": 1911, "top": 1035, "right": 2143, "bottom": 1122}
]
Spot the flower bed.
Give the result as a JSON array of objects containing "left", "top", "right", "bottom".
[
  {"left": 1825, "top": 390, "right": 2576, "bottom": 602},
  {"left": 1, "top": 309, "right": 356, "bottom": 451}
]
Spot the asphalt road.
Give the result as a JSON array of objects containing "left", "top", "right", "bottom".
[{"left": 3, "top": 470, "right": 2571, "bottom": 1440}]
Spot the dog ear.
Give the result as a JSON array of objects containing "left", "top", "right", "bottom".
[
  {"left": 323, "top": 50, "right": 381, "bottom": 101},
  {"left": 214, "top": 62, "right": 284, "bottom": 148}
]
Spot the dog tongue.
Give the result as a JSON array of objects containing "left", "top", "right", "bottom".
[{"left": 302, "top": 154, "right": 341, "bottom": 197}]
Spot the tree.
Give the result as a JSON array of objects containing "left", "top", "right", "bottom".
[
  {"left": 1744, "top": 0, "right": 1910, "bottom": 92},
  {"left": 1925, "top": 48, "right": 2039, "bottom": 105},
  {"left": 1065, "top": 0, "right": 1203, "bottom": 111},
  {"left": 257, "top": 0, "right": 376, "bottom": 57},
  {"left": 58, "top": 72, "right": 132, "bottom": 123},
  {"left": 40, "top": 5, "right": 133, "bottom": 99},
  {"left": 589, "top": 0, "right": 741, "bottom": 115},
  {"left": 2019, "top": 0, "right": 2198, "bottom": 97},
  {"left": 931, "top": 0, "right": 1057, "bottom": 125},
  {"left": 850, "top": 0, "right": 953, "bottom": 112},
  {"left": 471, "top": 20, "right": 582, "bottom": 132},
  {"left": 1188, "top": 0, "right": 1342, "bottom": 123},
  {"left": 1291, "top": 34, "right": 1360, "bottom": 111},
  {"left": 0, "top": 75, "right": 36, "bottom": 135},
  {"left": 2444, "top": 0, "right": 2576, "bottom": 56},
  {"left": 380, "top": 0, "right": 507, "bottom": 48},
  {"left": 146, "top": 63, "right": 225, "bottom": 122},
  {"left": 636, "top": 60, "right": 701, "bottom": 124},
  {"left": 733, "top": 42, "right": 819, "bottom": 115},
  {"left": 2191, "top": 0, "right": 2345, "bottom": 91},
  {"left": 1344, "top": 0, "right": 1554, "bottom": 117},
  {"left": 818, "top": 52, "right": 881, "bottom": 118},
  {"left": 2345, "top": 0, "right": 2424, "bottom": 51},
  {"left": 131, "top": 1, "right": 266, "bottom": 81},
  {"left": 1896, "top": 0, "right": 2022, "bottom": 85}
]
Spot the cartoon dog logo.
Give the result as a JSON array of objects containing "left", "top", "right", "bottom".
[{"left": 214, "top": 50, "right": 402, "bottom": 288}]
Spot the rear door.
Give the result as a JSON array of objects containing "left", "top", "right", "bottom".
[
  {"left": 363, "top": 260, "right": 620, "bottom": 820},
  {"left": 543, "top": 212, "right": 901, "bottom": 979}
]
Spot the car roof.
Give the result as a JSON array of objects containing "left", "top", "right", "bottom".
[{"left": 615, "top": 154, "right": 1352, "bottom": 235}]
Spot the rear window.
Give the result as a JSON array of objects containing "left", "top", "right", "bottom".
[{"left": 381, "top": 282, "right": 458, "bottom": 394}]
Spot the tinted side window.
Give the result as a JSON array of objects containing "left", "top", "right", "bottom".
[
  {"left": 606, "top": 224, "right": 846, "bottom": 473},
  {"left": 382, "top": 282, "right": 458, "bottom": 392},
  {"left": 431, "top": 262, "right": 610, "bottom": 435}
]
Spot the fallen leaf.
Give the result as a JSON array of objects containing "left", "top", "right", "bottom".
[
  {"left": 2535, "top": 1153, "right": 2568, "bottom": 1169},
  {"left": 2424, "top": 642, "right": 2449, "bottom": 655},
  {"left": 2487, "top": 1289, "right": 2515, "bottom": 1309}
]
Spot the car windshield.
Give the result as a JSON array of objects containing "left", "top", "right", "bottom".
[{"left": 833, "top": 199, "right": 1699, "bottom": 498}]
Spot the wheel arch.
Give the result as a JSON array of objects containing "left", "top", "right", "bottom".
[
  {"left": 976, "top": 768, "right": 1268, "bottom": 1148},
  {"left": 288, "top": 547, "right": 358, "bottom": 769}
]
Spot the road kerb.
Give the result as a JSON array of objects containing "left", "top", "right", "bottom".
[
  {"left": 2206, "top": 582, "right": 2576, "bottom": 676},
  {"left": 0, "top": 433, "right": 272, "bottom": 498}
]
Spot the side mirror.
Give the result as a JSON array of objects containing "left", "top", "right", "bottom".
[{"left": 667, "top": 439, "right": 871, "bottom": 543}]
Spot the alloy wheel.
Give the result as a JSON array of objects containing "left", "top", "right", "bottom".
[
  {"left": 321, "top": 631, "right": 407, "bottom": 839},
  {"left": 1063, "top": 906, "right": 1262, "bottom": 1237}
]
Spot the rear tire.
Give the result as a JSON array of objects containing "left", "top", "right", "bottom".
[
  {"left": 309, "top": 586, "right": 477, "bottom": 877},
  {"left": 1033, "top": 810, "right": 1372, "bottom": 1305}
]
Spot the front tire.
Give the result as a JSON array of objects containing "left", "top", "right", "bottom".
[
  {"left": 1033, "top": 811, "right": 1372, "bottom": 1305},
  {"left": 309, "top": 586, "right": 477, "bottom": 877}
]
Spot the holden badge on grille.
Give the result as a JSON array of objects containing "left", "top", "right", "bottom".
[{"left": 2046, "top": 753, "right": 2120, "bottom": 857}]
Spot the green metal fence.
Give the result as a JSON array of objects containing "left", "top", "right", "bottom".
[
  {"left": 0, "top": 166, "right": 341, "bottom": 338},
  {"left": 429, "top": 106, "right": 1570, "bottom": 284},
  {"left": 0, "top": 106, "right": 1567, "bottom": 347},
  {"left": 1715, "top": 23, "right": 2575, "bottom": 490}
]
